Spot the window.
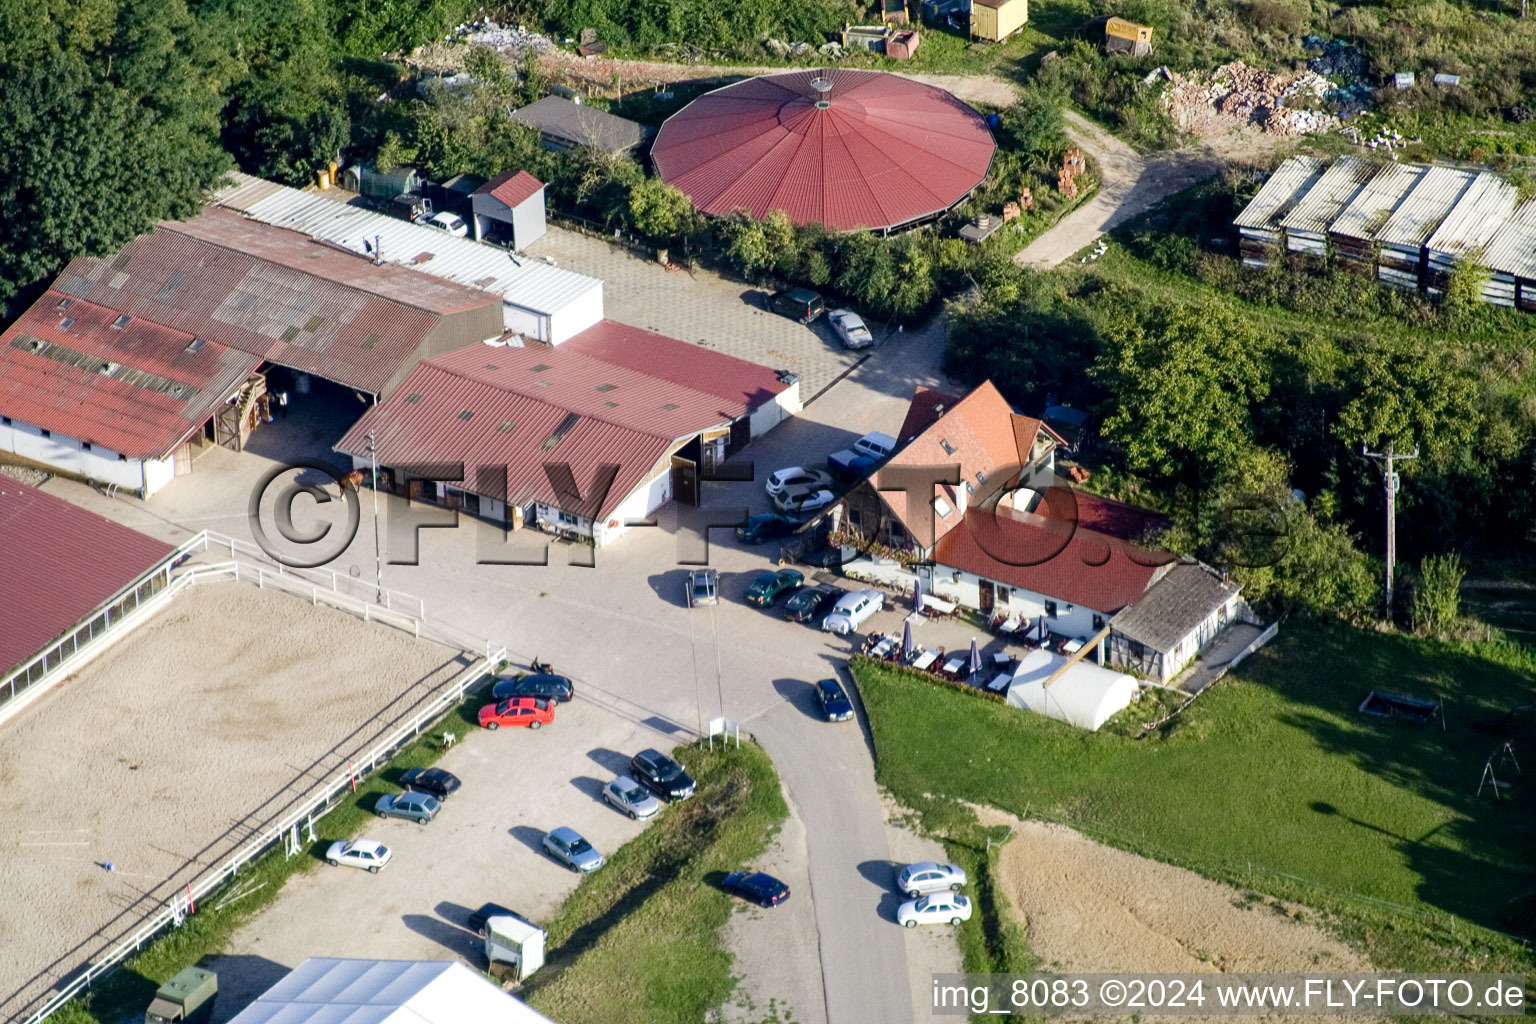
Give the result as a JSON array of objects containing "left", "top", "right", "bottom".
[
  {"left": 932, "top": 496, "right": 953, "bottom": 517},
  {"left": 1044, "top": 600, "right": 1059, "bottom": 618},
  {"left": 557, "top": 510, "right": 578, "bottom": 526},
  {"left": 118, "top": 453, "right": 128, "bottom": 462},
  {"left": 40, "top": 429, "right": 51, "bottom": 438},
  {"left": 975, "top": 469, "right": 988, "bottom": 485},
  {"left": 81, "top": 442, "right": 91, "bottom": 452},
  {"left": 0, "top": 416, "right": 9, "bottom": 426},
  {"left": 59, "top": 316, "right": 75, "bottom": 330},
  {"left": 110, "top": 314, "right": 131, "bottom": 330},
  {"left": 1092, "top": 613, "right": 1105, "bottom": 631},
  {"left": 186, "top": 338, "right": 207, "bottom": 354},
  {"left": 938, "top": 438, "right": 956, "bottom": 455},
  {"left": 963, "top": 481, "right": 975, "bottom": 496}
]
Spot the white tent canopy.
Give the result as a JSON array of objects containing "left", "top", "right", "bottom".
[
  {"left": 1008, "top": 648, "right": 1138, "bottom": 731},
  {"left": 226, "top": 958, "right": 558, "bottom": 1024}
]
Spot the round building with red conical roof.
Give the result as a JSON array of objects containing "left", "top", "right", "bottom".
[{"left": 651, "top": 69, "right": 996, "bottom": 232}]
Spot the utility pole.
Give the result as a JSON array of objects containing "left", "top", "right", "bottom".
[
  {"left": 367, "top": 429, "right": 383, "bottom": 603},
  {"left": 1362, "top": 442, "right": 1418, "bottom": 620}
]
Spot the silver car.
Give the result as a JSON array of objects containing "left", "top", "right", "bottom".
[
  {"left": 543, "top": 826, "right": 605, "bottom": 872},
  {"left": 896, "top": 860, "right": 967, "bottom": 898},
  {"left": 374, "top": 791, "right": 440, "bottom": 825},
  {"left": 828, "top": 308, "right": 873, "bottom": 349},
  {"left": 821, "top": 589, "right": 884, "bottom": 634},
  {"left": 604, "top": 776, "right": 661, "bottom": 819}
]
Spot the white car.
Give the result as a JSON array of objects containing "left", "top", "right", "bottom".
[
  {"left": 896, "top": 861, "right": 967, "bottom": 898},
  {"left": 821, "top": 589, "right": 884, "bottom": 634},
  {"left": 324, "top": 838, "right": 392, "bottom": 873},
  {"left": 828, "top": 308, "right": 874, "bottom": 349},
  {"left": 603, "top": 776, "right": 661, "bottom": 819},
  {"left": 897, "top": 892, "right": 973, "bottom": 928},
  {"left": 765, "top": 466, "right": 832, "bottom": 498},
  {"left": 425, "top": 211, "right": 468, "bottom": 237},
  {"left": 774, "top": 487, "right": 837, "bottom": 519}
]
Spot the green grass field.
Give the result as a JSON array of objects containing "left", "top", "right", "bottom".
[
  {"left": 853, "top": 622, "right": 1536, "bottom": 973},
  {"left": 522, "top": 741, "right": 787, "bottom": 1024}
]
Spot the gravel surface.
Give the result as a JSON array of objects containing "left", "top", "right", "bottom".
[
  {"left": 974, "top": 806, "right": 1374, "bottom": 1014},
  {"left": 0, "top": 582, "right": 468, "bottom": 1020}
]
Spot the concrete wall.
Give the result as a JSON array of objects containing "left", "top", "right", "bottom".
[{"left": 0, "top": 417, "right": 170, "bottom": 495}]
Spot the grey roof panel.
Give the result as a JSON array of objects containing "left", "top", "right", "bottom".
[
  {"left": 1232, "top": 157, "right": 1325, "bottom": 230},
  {"left": 1329, "top": 162, "right": 1424, "bottom": 241},
  {"left": 1425, "top": 171, "right": 1519, "bottom": 258},
  {"left": 1482, "top": 200, "right": 1536, "bottom": 280},
  {"left": 1108, "top": 562, "right": 1241, "bottom": 653},
  {"left": 1375, "top": 165, "right": 1476, "bottom": 248},
  {"left": 1278, "top": 156, "right": 1376, "bottom": 235}
]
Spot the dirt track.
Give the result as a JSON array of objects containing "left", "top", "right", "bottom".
[
  {"left": 975, "top": 807, "right": 1380, "bottom": 1022},
  {"left": 0, "top": 582, "right": 468, "bottom": 1020}
]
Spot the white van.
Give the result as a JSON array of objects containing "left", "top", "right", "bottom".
[
  {"left": 852, "top": 431, "right": 897, "bottom": 462},
  {"left": 821, "top": 589, "right": 885, "bottom": 634}
]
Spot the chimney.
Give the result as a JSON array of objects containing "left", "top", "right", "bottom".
[{"left": 373, "top": 235, "right": 383, "bottom": 266}]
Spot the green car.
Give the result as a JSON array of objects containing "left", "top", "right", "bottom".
[{"left": 745, "top": 568, "right": 804, "bottom": 607}]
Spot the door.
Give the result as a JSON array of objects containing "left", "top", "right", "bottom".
[
  {"left": 671, "top": 456, "right": 699, "bottom": 506},
  {"left": 978, "top": 580, "right": 995, "bottom": 615}
]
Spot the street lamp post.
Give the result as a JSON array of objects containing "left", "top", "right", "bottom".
[{"left": 366, "top": 429, "right": 382, "bottom": 603}]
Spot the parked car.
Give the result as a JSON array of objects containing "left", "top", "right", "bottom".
[
  {"left": 815, "top": 678, "right": 855, "bottom": 722},
  {"left": 735, "top": 513, "right": 798, "bottom": 545},
  {"left": 478, "top": 696, "right": 554, "bottom": 730},
  {"left": 687, "top": 568, "right": 718, "bottom": 607},
  {"left": 629, "top": 748, "right": 697, "bottom": 800},
  {"left": 769, "top": 288, "right": 825, "bottom": 323},
  {"left": 765, "top": 466, "right": 833, "bottom": 498},
  {"left": 542, "top": 826, "right": 605, "bottom": 872},
  {"left": 400, "top": 766, "right": 461, "bottom": 801},
  {"left": 828, "top": 431, "right": 898, "bottom": 479},
  {"left": 745, "top": 568, "right": 803, "bottom": 607},
  {"left": 828, "top": 308, "right": 874, "bottom": 349},
  {"left": 468, "top": 901, "right": 517, "bottom": 933},
  {"left": 774, "top": 487, "right": 837, "bottom": 519},
  {"left": 896, "top": 892, "right": 972, "bottom": 927},
  {"left": 324, "top": 838, "right": 392, "bottom": 872},
  {"left": 425, "top": 211, "right": 468, "bottom": 236},
  {"left": 896, "top": 861, "right": 968, "bottom": 898},
  {"left": 491, "top": 672, "right": 574, "bottom": 703},
  {"left": 374, "top": 791, "right": 441, "bottom": 824},
  {"left": 604, "top": 776, "right": 662, "bottom": 819},
  {"left": 721, "top": 870, "right": 791, "bottom": 907},
  {"left": 388, "top": 193, "right": 432, "bottom": 223},
  {"left": 821, "top": 589, "right": 885, "bottom": 634},
  {"left": 783, "top": 584, "right": 840, "bottom": 623}
]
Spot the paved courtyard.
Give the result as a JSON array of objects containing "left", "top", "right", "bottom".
[{"left": 527, "top": 225, "right": 871, "bottom": 400}]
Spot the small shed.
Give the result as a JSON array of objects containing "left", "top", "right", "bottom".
[
  {"left": 887, "top": 29, "right": 920, "bottom": 58},
  {"left": 1105, "top": 17, "right": 1153, "bottom": 56},
  {"left": 1008, "top": 648, "right": 1138, "bottom": 732},
  {"left": 1231, "top": 156, "right": 1324, "bottom": 266},
  {"left": 1481, "top": 199, "right": 1536, "bottom": 309},
  {"left": 342, "top": 164, "right": 423, "bottom": 200},
  {"left": 1394, "top": 71, "right": 1416, "bottom": 90},
  {"left": 883, "top": 0, "right": 910, "bottom": 23},
  {"left": 841, "top": 24, "right": 889, "bottom": 51},
  {"left": 471, "top": 170, "right": 547, "bottom": 249},
  {"left": 1373, "top": 165, "right": 1476, "bottom": 290},
  {"left": 1278, "top": 155, "right": 1375, "bottom": 257},
  {"left": 971, "top": 0, "right": 1028, "bottom": 42},
  {"left": 1328, "top": 161, "right": 1424, "bottom": 269},
  {"left": 511, "top": 96, "right": 648, "bottom": 155},
  {"left": 1423, "top": 171, "right": 1518, "bottom": 295}
]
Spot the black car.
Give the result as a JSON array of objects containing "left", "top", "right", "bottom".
[
  {"left": 783, "top": 585, "right": 840, "bottom": 623},
  {"left": 467, "top": 901, "right": 517, "bottom": 933},
  {"left": 629, "top": 748, "right": 697, "bottom": 801},
  {"left": 736, "top": 513, "right": 798, "bottom": 545},
  {"left": 491, "top": 673, "right": 574, "bottom": 703},
  {"left": 815, "top": 678, "right": 855, "bottom": 722},
  {"left": 400, "top": 766, "right": 462, "bottom": 801},
  {"left": 721, "top": 870, "right": 791, "bottom": 908},
  {"left": 769, "top": 288, "right": 825, "bottom": 323}
]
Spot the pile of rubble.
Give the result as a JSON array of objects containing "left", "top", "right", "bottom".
[
  {"left": 452, "top": 20, "right": 556, "bottom": 58},
  {"left": 1163, "top": 60, "right": 1340, "bottom": 138},
  {"left": 762, "top": 38, "right": 843, "bottom": 59}
]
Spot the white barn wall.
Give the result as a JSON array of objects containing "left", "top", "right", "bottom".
[
  {"left": 934, "top": 566, "right": 1111, "bottom": 636},
  {"left": 0, "top": 418, "right": 163, "bottom": 494}
]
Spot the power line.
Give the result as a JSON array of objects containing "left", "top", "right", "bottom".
[{"left": 1361, "top": 441, "right": 1417, "bottom": 620}]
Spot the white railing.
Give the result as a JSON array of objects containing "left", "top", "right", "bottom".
[{"left": 13, "top": 533, "right": 508, "bottom": 1024}]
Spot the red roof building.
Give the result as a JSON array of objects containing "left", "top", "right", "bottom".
[
  {"left": 335, "top": 321, "right": 799, "bottom": 544},
  {"left": 0, "top": 291, "right": 262, "bottom": 460},
  {"left": 477, "top": 170, "right": 545, "bottom": 209},
  {"left": 651, "top": 69, "right": 996, "bottom": 231},
  {"left": 470, "top": 170, "right": 548, "bottom": 249},
  {"left": 0, "top": 480, "right": 175, "bottom": 680}
]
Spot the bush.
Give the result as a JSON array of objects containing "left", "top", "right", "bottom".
[{"left": 1413, "top": 553, "right": 1465, "bottom": 635}]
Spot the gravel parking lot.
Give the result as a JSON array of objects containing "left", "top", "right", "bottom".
[{"left": 0, "top": 582, "right": 469, "bottom": 1020}]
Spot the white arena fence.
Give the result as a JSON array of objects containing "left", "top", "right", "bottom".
[{"left": 11, "top": 530, "right": 507, "bottom": 1024}]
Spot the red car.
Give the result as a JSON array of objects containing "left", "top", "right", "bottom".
[{"left": 479, "top": 697, "right": 554, "bottom": 730}]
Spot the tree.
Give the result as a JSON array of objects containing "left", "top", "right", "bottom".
[
  {"left": 1412, "top": 553, "right": 1464, "bottom": 634},
  {"left": 627, "top": 176, "right": 698, "bottom": 244},
  {"left": 0, "top": 0, "right": 229, "bottom": 305},
  {"left": 723, "top": 216, "right": 773, "bottom": 281},
  {"left": 1093, "top": 297, "right": 1271, "bottom": 482},
  {"left": 223, "top": 59, "right": 351, "bottom": 184},
  {"left": 1440, "top": 254, "right": 1492, "bottom": 329},
  {"left": 999, "top": 87, "right": 1068, "bottom": 163},
  {"left": 1334, "top": 342, "right": 1481, "bottom": 469}
]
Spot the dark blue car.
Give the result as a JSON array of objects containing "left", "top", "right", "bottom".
[
  {"left": 491, "top": 673, "right": 574, "bottom": 703},
  {"left": 722, "top": 871, "right": 791, "bottom": 907},
  {"left": 736, "top": 513, "right": 798, "bottom": 544},
  {"left": 815, "top": 678, "right": 855, "bottom": 722}
]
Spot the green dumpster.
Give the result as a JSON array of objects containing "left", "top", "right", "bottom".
[{"left": 145, "top": 966, "right": 217, "bottom": 1024}]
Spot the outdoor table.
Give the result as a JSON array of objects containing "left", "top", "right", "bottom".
[
  {"left": 942, "top": 657, "right": 965, "bottom": 676},
  {"left": 997, "top": 616, "right": 1022, "bottom": 634},
  {"left": 992, "top": 652, "right": 1012, "bottom": 667},
  {"left": 987, "top": 672, "right": 1012, "bottom": 693},
  {"left": 923, "top": 595, "right": 959, "bottom": 615},
  {"left": 1062, "top": 638, "right": 1085, "bottom": 654},
  {"left": 870, "top": 637, "right": 897, "bottom": 659},
  {"left": 912, "top": 650, "right": 940, "bottom": 671}
]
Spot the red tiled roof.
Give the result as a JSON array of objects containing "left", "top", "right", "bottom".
[
  {"left": 1030, "top": 487, "right": 1170, "bottom": 544},
  {"left": 476, "top": 170, "right": 545, "bottom": 209},
  {"left": 651, "top": 69, "right": 996, "bottom": 231},
  {"left": 53, "top": 211, "right": 500, "bottom": 395},
  {"left": 896, "top": 386, "right": 960, "bottom": 446},
  {"left": 0, "top": 291, "right": 263, "bottom": 459},
  {"left": 881, "top": 381, "right": 1047, "bottom": 546},
  {"left": 560, "top": 320, "right": 790, "bottom": 411},
  {"left": 0, "top": 480, "right": 175, "bottom": 674},
  {"left": 935, "top": 507, "right": 1172, "bottom": 614},
  {"left": 335, "top": 321, "right": 789, "bottom": 520}
]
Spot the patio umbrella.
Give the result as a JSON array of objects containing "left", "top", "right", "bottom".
[
  {"left": 913, "top": 577, "right": 925, "bottom": 614},
  {"left": 967, "top": 637, "right": 983, "bottom": 684},
  {"left": 901, "top": 620, "right": 914, "bottom": 661},
  {"left": 1038, "top": 616, "right": 1048, "bottom": 643}
]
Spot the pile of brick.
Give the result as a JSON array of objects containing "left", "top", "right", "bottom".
[{"left": 1163, "top": 60, "right": 1340, "bottom": 138}]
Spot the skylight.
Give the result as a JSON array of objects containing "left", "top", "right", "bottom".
[
  {"left": 110, "top": 314, "right": 131, "bottom": 330},
  {"left": 541, "top": 412, "right": 581, "bottom": 452},
  {"left": 933, "top": 496, "right": 953, "bottom": 517},
  {"left": 938, "top": 439, "right": 956, "bottom": 455}
]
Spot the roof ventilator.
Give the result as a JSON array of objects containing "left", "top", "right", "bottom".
[{"left": 811, "top": 74, "right": 833, "bottom": 110}]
